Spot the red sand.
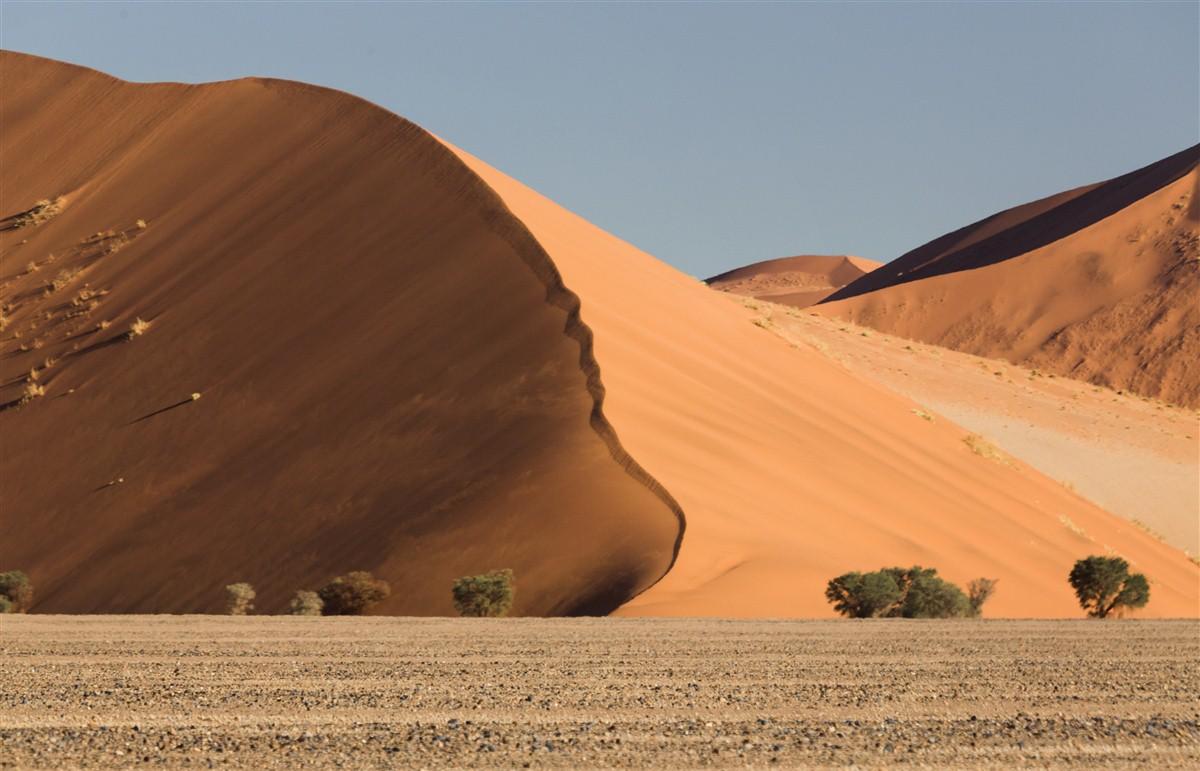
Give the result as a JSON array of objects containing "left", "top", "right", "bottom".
[
  {"left": 3, "top": 52, "right": 1196, "bottom": 618},
  {"left": 707, "top": 254, "right": 881, "bottom": 309},
  {"left": 820, "top": 146, "right": 1200, "bottom": 407}
]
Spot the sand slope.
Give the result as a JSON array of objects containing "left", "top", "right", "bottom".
[
  {"left": 0, "top": 51, "right": 681, "bottom": 615},
  {"left": 450, "top": 147, "right": 1199, "bottom": 618},
  {"left": 707, "top": 255, "right": 881, "bottom": 309},
  {"left": 820, "top": 146, "right": 1200, "bottom": 407}
]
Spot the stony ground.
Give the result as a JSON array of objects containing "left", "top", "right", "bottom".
[{"left": 1, "top": 617, "right": 1197, "bottom": 769}]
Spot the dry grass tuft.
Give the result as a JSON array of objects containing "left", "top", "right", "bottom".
[
  {"left": 963, "top": 433, "right": 1010, "bottom": 465},
  {"left": 125, "top": 317, "right": 152, "bottom": 339},
  {"left": 18, "top": 381, "right": 46, "bottom": 406},
  {"left": 911, "top": 408, "right": 935, "bottom": 422},
  {"left": 1131, "top": 519, "right": 1167, "bottom": 543},
  {"left": 1058, "top": 514, "right": 1088, "bottom": 539},
  {"left": 10, "top": 197, "right": 64, "bottom": 229}
]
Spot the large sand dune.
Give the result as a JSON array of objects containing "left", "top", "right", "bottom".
[
  {"left": 2, "top": 52, "right": 1196, "bottom": 617},
  {"left": 820, "top": 146, "right": 1200, "bottom": 407},
  {"left": 706, "top": 254, "right": 881, "bottom": 309},
  {"left": 450, "top": 148, "right": 1199, "bottom": 618},
  {"left": 0, "top": 51, "right": 681, "bottom": 615}
]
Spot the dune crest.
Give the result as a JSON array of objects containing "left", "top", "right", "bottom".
[
  {"left": 0, "top": 51, "right": 681, "bottom": 615},
  {"left": 448, "top": 145, "right": 1199, "bottom": 618},
  {"left": 706, "top": 254, "right": 881, "bottom": 309},
  {"left": 820, "top": 146, "right": 1200, "bottom": 407}
]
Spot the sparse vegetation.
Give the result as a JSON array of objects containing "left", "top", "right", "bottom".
[
  {"left": 0, "top": 570, "right": 33, "bottom": 612},
  {"left": 452, "top": 568, "right": 516, "bottom": 618},
  {"left": 288, "top": 590, "right": 324, "bottom": 616},
  {"left": 963, "top": 433, "right": 1009, "bottom": 464},
  {"left": 1058, "top": 514, "right": 1088, "bottom": 539},
  {"left": 967, "top": 578, "right": 998, "bottom": 617},
  {"left": 19, "top": 381, "right": 46, "bottom": 406},
  {"left": 9, "top": 197, "right": 64, "bottom": 229},
  {"left": 317, "top": 571, "right": 391, "bottom": 616},
  {"left": 125, "top": 317, "right": 151, "bottom": 340},
  {"left": 1068, "top": 556, "right": 1150, "bottom": 618},
  {"left": 224, "top": 583, "right": 256, "bottom": 615},
  {"left": 911, "top": 408, "right": 934, "bottom": 422},
  {"left": 47, "top": 267, "right": 81, "bottom": 293},
  {"left": 825, "top": 566, "right": 975, "bottom": 619}
]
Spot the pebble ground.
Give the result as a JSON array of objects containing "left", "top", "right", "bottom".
[{"left": 1, "top": 617, "right": 1197, "bottom": 768}]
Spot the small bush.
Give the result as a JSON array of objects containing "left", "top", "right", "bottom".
[
  {"left": 288, "top": 590, "right": 324, "bottom": 616},
  {"left": 317, "top": 571, "right": 390, "bottom": 615},
  {"left": 452, "top": 569, "right": 515, "bottom": 617},
  {"left": 967, "top": 578, "right": 998, "bottom": 617},
  {"left": 1068, "top": 556, "right": 1150, "bottom": 618},
  {"left": 224, "top": 582, "right": 255, "bottom": 615},
  {"left": 0, "top": 570, "right": 33, "bottom": 612},
  {"left": 0, "top": 596, "right": 12, "bottom": 614},
  {"left": 826, "top": 566, "right": 973, "bottom": 619},
  {"left": 19, "top": 381, "right": 46, "bottom": 406}
]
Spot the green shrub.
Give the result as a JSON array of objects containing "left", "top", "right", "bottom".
[
  {"left": 0, "top": 596, "right": 13, "bottom": 614},
  {"left": 825, "top": 566, "right": 972, "bottom": 619},
  {"left": 0, "top": 570, "right": 33, "bottom": 613},
  {"left": 452, "top": 569, "right": 515, "bottom": 617},
  {"left": 904, "top": 571, "right": 971, "bottom": 618},
  {"left": 967, "top": 578, "right": 998, "bottom": 617},
  {"left": 317, "top": 571, "right": 391, "bottom": 615},
  {"left": 1068, "top": 556, "right": 1150, "bottom": 618},
  {"left": 288, "top": 590, "right": 324, "bottom": 616},
  {"left": 824, "top": 571, "right": 902, "bottom": 618},
  {"left": 224, "top": 582, "right": 255, "bottom": 615}
]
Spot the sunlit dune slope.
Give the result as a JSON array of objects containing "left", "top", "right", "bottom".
[
  {"left": 450, "top": 145, "right": 1200, "bottom": 618},
  {"left": 0, "top": 51, "right": 682, "bottom": 615},
  {"left": 706, "top": 254, "right": 881, "bottom": 309},
  {"left": 820, "top": 146, "right": 1200, "bottom": 407}
]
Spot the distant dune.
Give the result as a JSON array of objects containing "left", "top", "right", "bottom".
[
  {"left": 2, "top": 52, "right": 1196, "bottom": 618},
  {"left": 820, "top": 146, "right": 1200, "bottom": 407},
  {"left": 706, "top": 254, "right": 881, "bottom": 308}
]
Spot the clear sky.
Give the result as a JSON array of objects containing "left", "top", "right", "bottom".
[{"left": 3, "top": 2, "right": 1197, "bottom": 278}]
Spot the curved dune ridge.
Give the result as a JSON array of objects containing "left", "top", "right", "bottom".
[
  {"left": 448, "top": 145, "right": 1200, "bottom": 618},
  {"left": 706, "top": 254, "right": 881, "bottom": 309},
  {"left": 820, "top": 145, "right": 1200, "bottom": 407},
  {"left": 2, "top": 53, "right": 1197, "bottom": 619},
  {"left": 0, "top": 51, "right": 681, "bottom": 615}
]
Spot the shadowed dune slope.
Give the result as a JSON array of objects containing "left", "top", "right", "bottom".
[
  {"left": 450, "top": 145, "right": 1200, "bottom": 618},
  {"left": 0, "top": 51, "right": 683, "bottom": 615},
  {"left": 821, "top": 146, "right": 1200, "bottom": 407},
  {"left": 706, "top": 255, "right": 881, "bottom": 309}
]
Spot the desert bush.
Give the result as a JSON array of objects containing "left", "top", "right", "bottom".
[
  {"left": 0, "top": 570, "right": 33, "bottom": 612},
  {"left": 317, "top": 571, "right": 391, "bottom": 615},
  {"left": 0, "top": 596, "right": 12, "bottom": 614},
  {"left": 904, "top": 571, "right": 971, "bottom": 618},
  {"left": 224, "top": 582, "right": 256, "bottom": 615},
  {"left": 288, "top": 590, "right": 324, "bottom": 616},
  {"left": 1068, "top": 556, "right": 1149, "bottom": 618},
  {"left": 967, "top": 578, "right": 998, "bottom": 617},
  {"left": 452, "top": 569, "right": 516, "bottom": 618},
  {"left": 826, "top": 566, "right": 972, "bottom": 619},
  {"left": 824, "top": 570, "right": 902, "bottom": 618}
]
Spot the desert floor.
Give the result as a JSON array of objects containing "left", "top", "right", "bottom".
[
  {"left": 751, "top": 300, "right": 1200, "bottom": 555},
  {"left": 1, "top": 617, "right": 1197, "bottom": 769}
]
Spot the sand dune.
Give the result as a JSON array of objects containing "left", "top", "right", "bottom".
[
  {"left": 449, "top": 147, "right": 1200, "bottom": 618},
  {"left": 820, "top": 146, "right": 1200, "bottom": 407},
  {"left": 2, "top": 52, "right": 1196, "bottom": 618},
  {"left": 0, "top": 51, "right": 681, "bottom": 615},
  {"left": 706, "top": 254, "right": 881, "bottom": 309}
]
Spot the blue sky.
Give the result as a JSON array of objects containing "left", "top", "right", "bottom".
[{"left": 3, "top": 2, "right": 1197, "bottom": 277}]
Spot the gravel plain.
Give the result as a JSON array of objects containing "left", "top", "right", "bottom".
[{"left": 1, "top": 617, "right": 1197, "bottom": 768}]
